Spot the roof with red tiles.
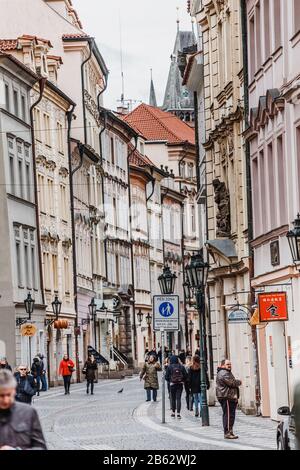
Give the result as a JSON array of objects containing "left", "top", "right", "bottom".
[
  {"left": 0, "top": 35, "right": 53, "bottom": 52},
  {"left": 128, "top": 144, "right": 155, "bottom": 168},
  {"left": 62, "top": 33, "right": 89, "bottom": 40},
  {"left": 0, "top": 39, "right": 18, "bottom": 51},
  {"left": 123, "top": 103, "right": 195, "bottom": 145}
]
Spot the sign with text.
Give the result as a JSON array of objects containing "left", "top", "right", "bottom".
[
  {"left": 153, "top": 295, "right": 179, "bottom": 331},
  {"left": 21, "top": 324, "right": 37, "bottom": 337},
  {"left": 258, "top": 292, "right": 288, "bottom": 322}
]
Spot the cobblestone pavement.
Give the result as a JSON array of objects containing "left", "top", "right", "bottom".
[{"left": 33, "top": 376, "right": 278, "bottom": 450}]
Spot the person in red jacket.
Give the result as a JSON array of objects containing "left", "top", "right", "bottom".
[{"left": 58, "top": 355, "right": 75, "bottom": 395}]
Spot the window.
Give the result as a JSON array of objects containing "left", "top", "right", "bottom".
[
  {"left": 5, "top": 83, "right": 9, "bottom": 112},
  {"left": 43, "top": 113, "right": 51, "bottom": 146},
  {"left": 13, "top": 89, "right": 19, "bottom": 117},
  {"left": 64, "top": 258, "right": 70, "bottom": 293},
  {"left": 267, "top": 142, "right": 275, "bottom": 229},
  {"left": 111, "top": 137, "right": 115, "bottom": 165},
  {"left": 35, "top": 109, "right": 41, "bottom": 141},
  {"left": 52, "top": 254, "right": 58, "bottom": 292},
  {"left": 294, "top": 0, "right": 300, "bottom": 34},
  {"left": 249, "top": 15, "right": 255, "bottom": 79},
  {"left": 18, "top": 158, "right": 24, "bottom": 199},
  {"left": 264, "top": 0, "right": 270, "bottom": 59},
  {"left": 60, "top": 184, "right": 67, "bottom": 220},
  {"left": 191, "top": 204, "right": 196, "bottom": 233},
  {"left": 255, "top": 3, "right": 262, "bottom": 69},
  {"left": 47, "top": 178, "right": 54, "bottom": 214},
  {"left": 14, "top": 225, "right": 37, "bottom": 290},
  {"left": 274, "top": 0, "right": 281, "bottom": 50},
  {"left": 21, "top": 95, "right": 26, "bottom": 121}
]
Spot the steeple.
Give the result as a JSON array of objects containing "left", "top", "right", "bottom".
[{"left": 149, "top": 69, "right": 158, "bottom": 107}]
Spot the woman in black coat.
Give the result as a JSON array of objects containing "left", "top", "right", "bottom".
[{"left": 83, "top": 355, "right": 97, "bottom": 395}]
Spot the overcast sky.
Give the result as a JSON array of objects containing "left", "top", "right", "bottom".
[{"left": 72, "top": 0, "right": 192, "bottom": 110}]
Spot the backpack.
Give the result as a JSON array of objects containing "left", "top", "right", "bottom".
[{"left": 170, "top": 364, "right": 184, "bottom": 384}]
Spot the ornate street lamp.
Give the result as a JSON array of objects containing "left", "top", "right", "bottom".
[
  {"left": 24, "top": 293, "right": 35, "bottom": 317},
  {"left": 146, "top": 312, "right": 152, "bottom": 326},
  {"left": 51, "top": 295, "right": 62, "bottom": 320},
  {"left": 287, "top": 214, "right": 300, "bottom": 263},
  {"left": 137, "top": 309, "right": 144, "bottom": 326},
  {"left": 88, "top": 297, "right": 98, "bottom": 350},
  {"left": 158, "top": 265, "right": 177, "bottom": 295},
  {"left": 186, "top": 251, "right": 210, "bottom": 427},
  {"left": 16, "top": 293, "right": 35, "bottom": 327}
]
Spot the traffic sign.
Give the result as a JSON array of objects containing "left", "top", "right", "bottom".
[{"left": 153, "top": 295, "right": 179, "bottom": 331}]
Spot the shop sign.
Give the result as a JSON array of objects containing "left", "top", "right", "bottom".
[
  {"left": 21, "top": 324, "right": 37, "bottom": 337},
  {"left": 258, "top": 292, "right": 288, "bottom": 322}
]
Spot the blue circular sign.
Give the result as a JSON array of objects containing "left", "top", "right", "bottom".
[{"left": 159, "top": 302, "right": 174, "bottom": 317}]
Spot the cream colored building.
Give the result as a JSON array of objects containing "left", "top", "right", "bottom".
[{"left": 191, "top": 0, "right": 256, "bottom": 413}]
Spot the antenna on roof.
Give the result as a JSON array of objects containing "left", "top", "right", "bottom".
[{"left": 119, "top": 9, "right": 125, "bottom": 106}]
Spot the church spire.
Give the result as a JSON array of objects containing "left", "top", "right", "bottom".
[{"left": 149, "top": 69, "right": 158, "bottom": 107}]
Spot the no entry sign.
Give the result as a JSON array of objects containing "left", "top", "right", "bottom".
[
  {"left": 153, "top": 295, "right": 179, "bottom": 331},
  {"left": 258, "top": 292, "right": 288, "bottom": 322}
]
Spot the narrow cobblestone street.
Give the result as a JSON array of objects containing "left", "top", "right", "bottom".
[{"left": 33, "top": 376, "right": 278, "bottom": 451}]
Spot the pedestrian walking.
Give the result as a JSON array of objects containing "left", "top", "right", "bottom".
[
  {"left": 148, "top": 347, "right": 158, "bottom": 362},
  {"left": 31, "top": 357, "right": 43, "bottom": 396},
  {"left": 157, "top": 345, "right": 162, "bottom": 365},
  {"left": 83, "top": 355, "right": 97, "bottom": 395},
  {"left": 59, "top": 354, "right": 75, "bottom": 395},
  {"left": 188, "top": 355, "right": 202, "bottom": 417},
  {"left": 140, "top": 355, "right": 161, "bottom": 402},
  {"left": 0, "top": 358, "right": 12, "bottom": 372},
  {"left": 165, "top": 355, "right": 188, "bottom": 419},
  {"left": 184, "top": 355, "right": 193, "bottom": 411},
  {"left": 216, "top": 359, "right": 242, "bottom": 439},
  {"left": 37, "top": 354, "right": 47, "bottom": 391},
  {"left": 14, "top": 365, "right": 37, "bottom": 405},
  {"left": 178, "top": 350, "right": 186, "bottom": 365},
  {"left": 0, "top": 369, "right": 47, "bottom": 450}
]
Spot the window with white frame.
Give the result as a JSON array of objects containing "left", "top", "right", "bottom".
[
  {"left": 14, "top": 224, "right": 38, "bottom": 290},
  {"left": 57, "top": 121, "right": 64, "bottom": 153},
  {"left": 7, "top": 135, "right": 32, "bottom": 202}
]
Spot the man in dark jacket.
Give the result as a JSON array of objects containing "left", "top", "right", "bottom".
[
  {"left": 216, "top": 359, "right": 242, "bottom": 439},
  {"left": 0, "top": 358, "right": 12, "bottom": 372},
  {"left": 14, "top": 365, "right": 37, "bottom": 405},
  {"left": 0, "top": 369, "right": 47, "bottom": 450},
  {"left": 165, "top": 355, "right": 188, "bottom": 419}
]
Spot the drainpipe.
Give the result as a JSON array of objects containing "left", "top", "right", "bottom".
[
  {"left": 178, "top": 143, "right": 189, "bottom": 351},
  {"left": 98, "top": 108, "right": 108, "bottom": 281},
  {"left": 30, "top": 78, "right": 47, "bottom": 307},
  {"left": 241, "top": 0, "right": 261, "bottom": 416},
  {"left": 66, "top": 104, "right": 82, "bottom": 383},
  {"left": 127, "top": 136, "right": 138, "bottom": 361},
  {"left": 81, "top": 39, "right": 94, "bottom": 145}
]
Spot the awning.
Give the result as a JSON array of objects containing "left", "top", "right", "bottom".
[{"left": 206, "top": 239, "right": 238, "bottom": 261}]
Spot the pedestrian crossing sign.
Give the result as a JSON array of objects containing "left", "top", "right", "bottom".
[{"left": 153, "top": 295, "right": 180, "bottom": 331}]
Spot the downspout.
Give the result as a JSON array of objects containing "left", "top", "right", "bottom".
[
  {"left": 66, "top": 104, "right": 82, "bottom": 383},
  {"left": 178, "top": 143, "right": 189, "bottom": 351},
  {"left": 30, "top": 78, "right": 46, "bottom": 307},
  {"left": 127, "top": 136, "right": 138, "bottom": 361},
  {"left": 146, "top": 170, "right": 156, "bottom": 348},
  {"left": 241, "top": 0, "right": 261, "bottom": 416},
  {"left": 99, "top": 111, "right": 108, "bottom": 281},
  {"left": 81, "top": 39, "right": 93, "bottom": 145}
]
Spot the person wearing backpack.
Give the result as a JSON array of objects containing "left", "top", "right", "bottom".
[{"left": 165, "top": 355, "right": 188, "bottom": 419}]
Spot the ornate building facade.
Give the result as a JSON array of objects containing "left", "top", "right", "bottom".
[{"left": 190, "top": 0, "right": 256, "bottom": 413}]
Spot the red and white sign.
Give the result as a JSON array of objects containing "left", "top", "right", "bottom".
[{"left": 258, "top": 292, "right": 288, "bottom": 322}]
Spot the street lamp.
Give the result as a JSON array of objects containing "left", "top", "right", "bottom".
[
  {"left": 287, "top": 214, "right": 300, "bottom": 263},
  {"left": 137, "top": 309, "right": 143, "bottom": 326},
  {"left": 52, "top": 295, "right": 62, "bottom": 320},
  {"left": 16, "top": 293, "right": 35, "bottom": 327},
  {"left": 186, "top": 252, "right": 210, "bottom": 426},
  {"left": 88, "top": 297, "right": 98, "bottom": 349},
  {"left": 146, "top": 312, "right": 152, "bottom": 349},
  {"left": 146, "top": 312, "right": 152, "bottom": 326},
  {"left": 158, "top": 265, "right": 177, "bottom": 295}
]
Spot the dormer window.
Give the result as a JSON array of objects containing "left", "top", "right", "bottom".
[{"left": 42, "top": 55, "right": 48, "bottom": 75}]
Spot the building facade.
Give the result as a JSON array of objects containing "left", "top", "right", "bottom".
[
  {"left": 187, "top": 0, "right": 256, "bottom": 413},
  {"left": 245, "top": 0, "right": 300, "bottom": 419},
  {"left": 0, "top": 52, "right": 45, "bottom": 368}
]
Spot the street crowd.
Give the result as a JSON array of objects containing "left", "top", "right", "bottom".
[
  {"left": 139, "top": 347, "right": 241, "bottom": 440},
  {"left": 0, "top": 348, "right": 244, "bottom": 450}
]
